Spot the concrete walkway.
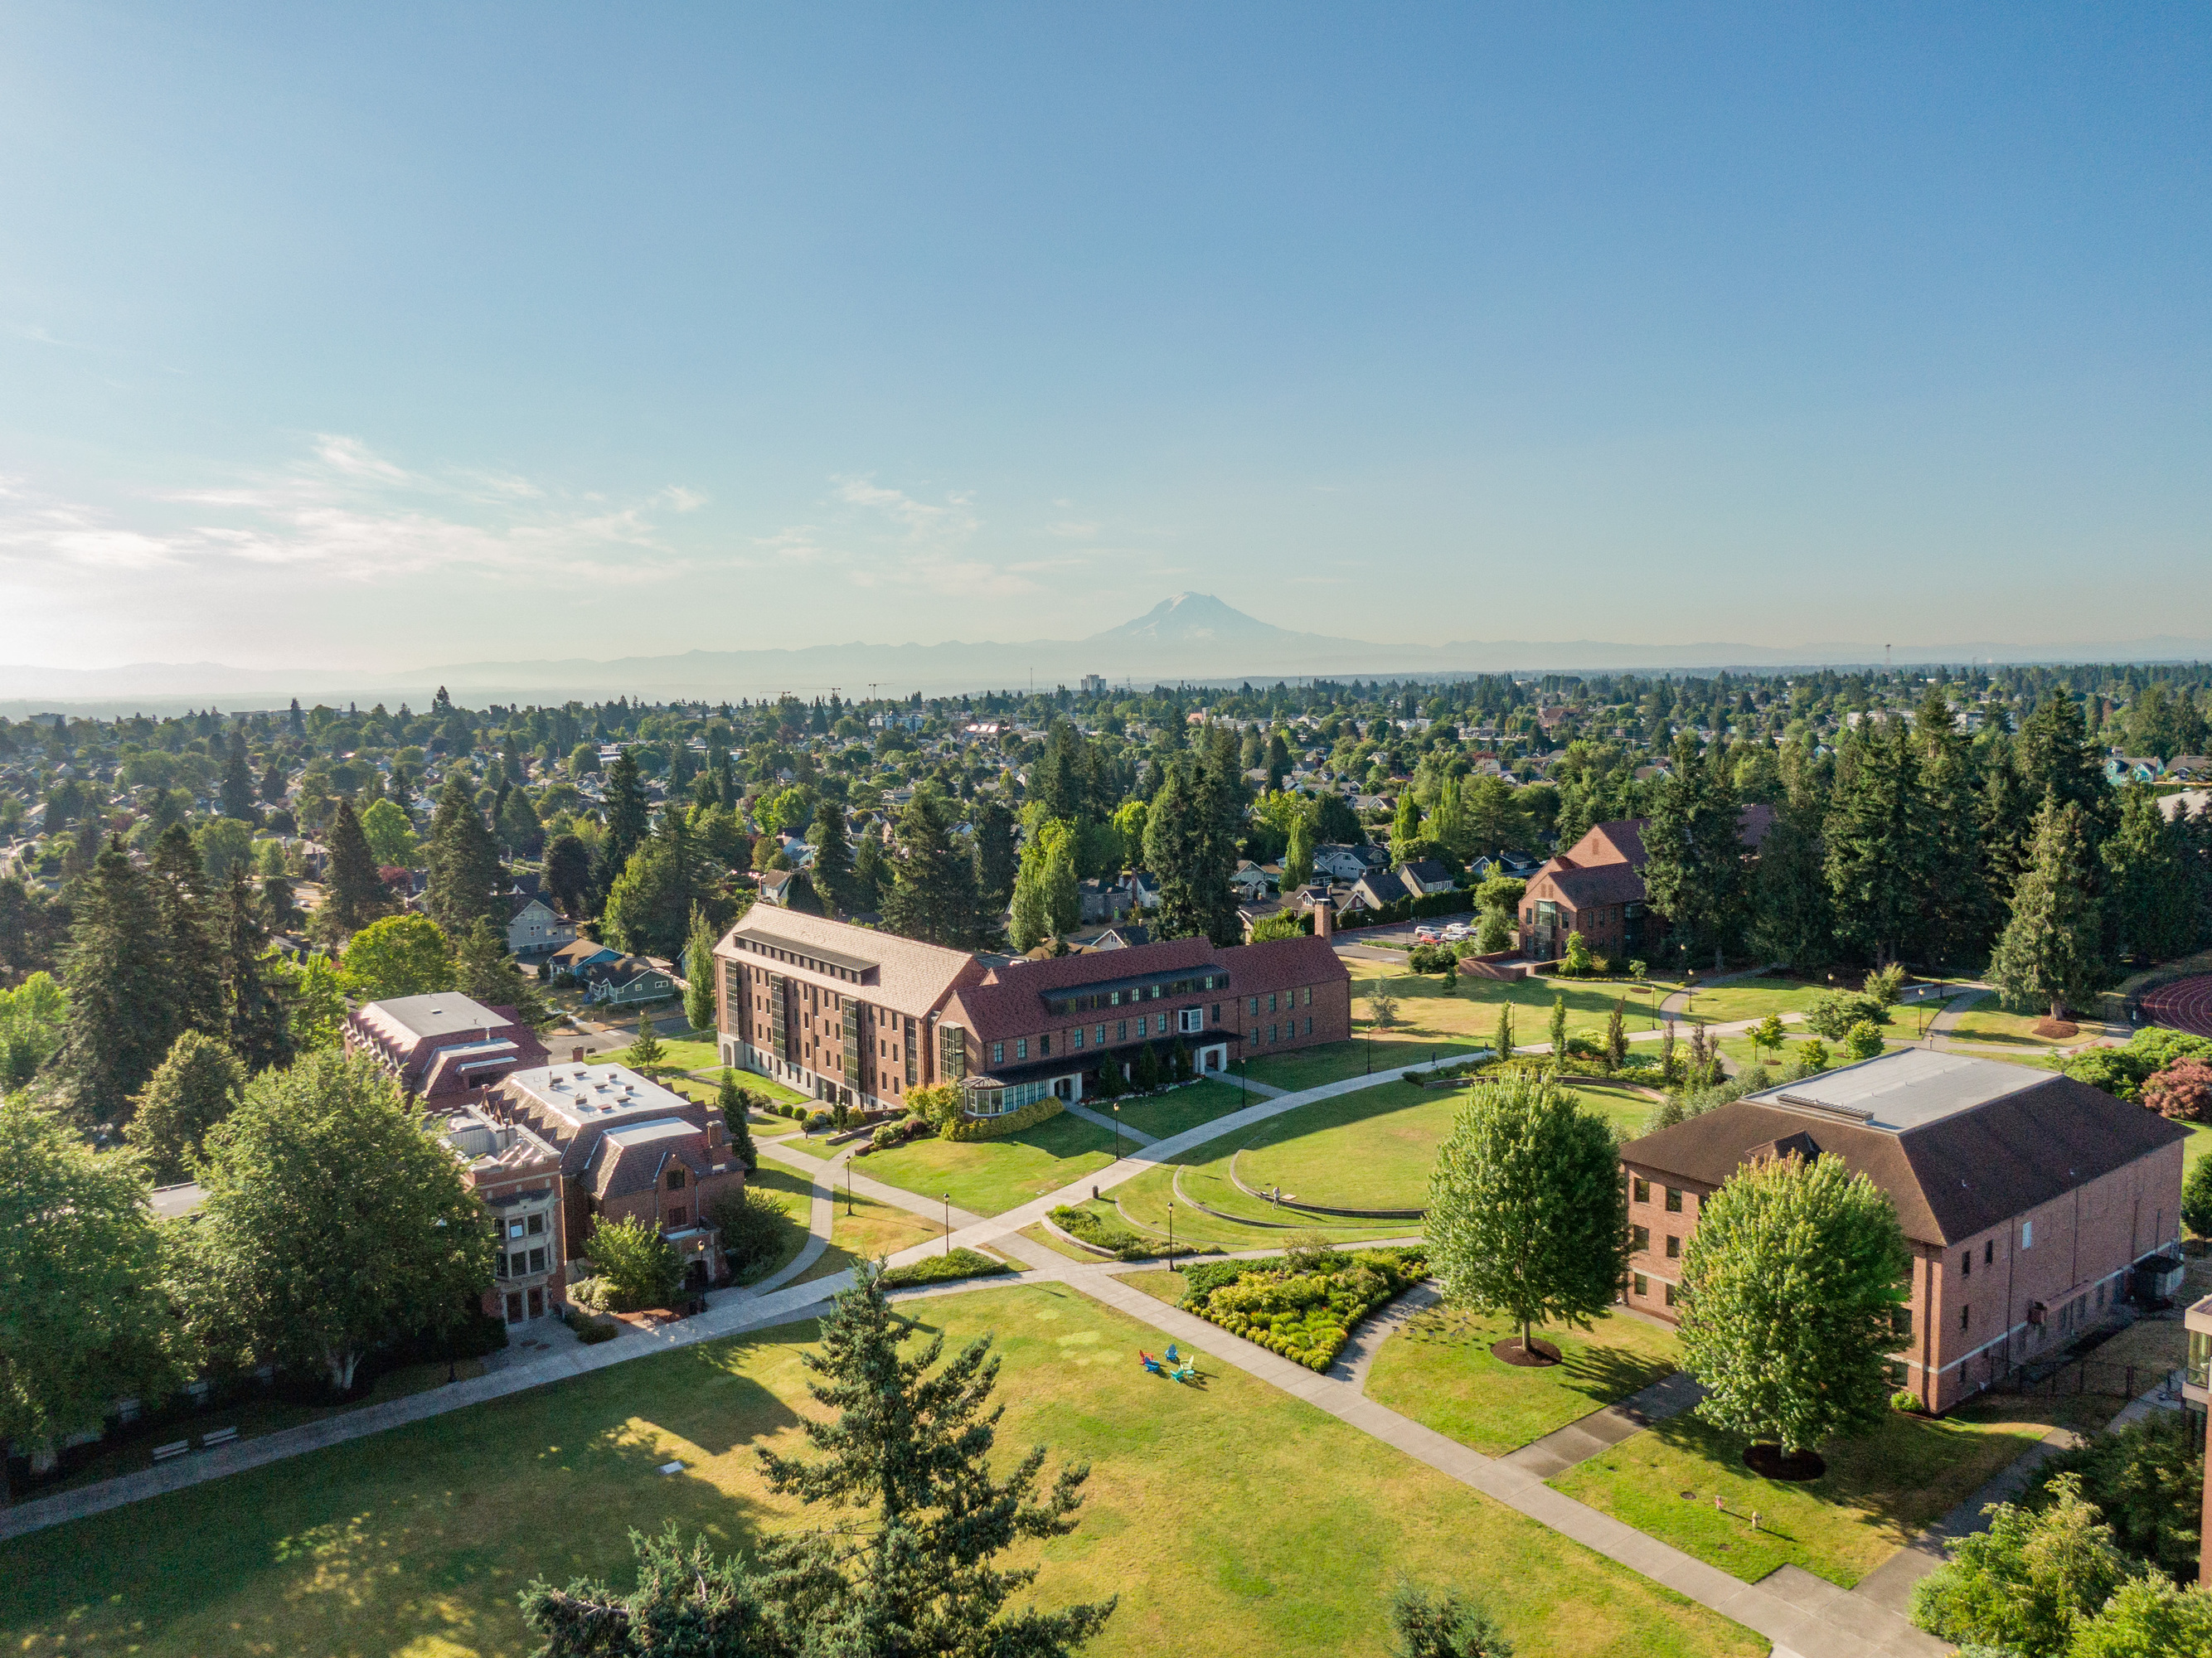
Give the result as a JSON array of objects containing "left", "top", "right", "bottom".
[
  {"left": 1060, "top": 1098, "right": 1159, "bottom": 1146},
  {"left": 1327, "top": 1281, "right": 1441, "bottom": 1389},
  {"left": 1660, "top": 963, "right": 1785, "bottom": 1020},
  {"left": 1500, "top": 1370, "right": 1705, "bottom": 1479},
  {"left": 745, "top": 1138, "right": 843, "bottom": 1293}
]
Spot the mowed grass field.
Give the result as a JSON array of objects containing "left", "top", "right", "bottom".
[
  {"left": 1367, "top": 1307, "right": 1682, "bottom": 1456},
  {"left": 858, "top": 1109, "right": 1118, "bottom": 1216},
  {"left": 1550, "top": 1403, "right": 2053, "bottom": 1588},
  {"left": 0, "top": 1285, "right": 1761, "bottom": 1658}
]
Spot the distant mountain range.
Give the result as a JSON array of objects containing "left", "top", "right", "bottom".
[{"left": 5, "top": 592, "right": 2210, "bottom": 715}]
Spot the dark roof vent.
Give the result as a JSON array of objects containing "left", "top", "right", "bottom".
[{"left": 1777, "top": 1093, "right": 1875, "bottom": 1124}]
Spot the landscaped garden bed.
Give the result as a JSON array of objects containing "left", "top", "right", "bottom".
[
  {"left": 879, "top": 1247, "right": 1012, "bottom": 1289},
  {"left": 1179, "top": 1246, "right": 1428, "bottom": 1370},
  {"left": 1045, "top": 1202, "right": 1218, "bottom": 1262}
]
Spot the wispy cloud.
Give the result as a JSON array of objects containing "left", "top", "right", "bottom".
[{"left": 0, "top": 438, "right": 713, "bottom": 587}]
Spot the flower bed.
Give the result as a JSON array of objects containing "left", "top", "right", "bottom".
[
  {"left": 1047, "top": 1204, "right": 1219, "bottom": 1262},
  {"left": 879, "top": 1247, "right": 1012, "bottom": 1289},
  {"left": 1179, "top": 1247, "right": 1428, "bottom": 1371}
]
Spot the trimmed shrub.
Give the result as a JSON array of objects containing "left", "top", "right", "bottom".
[
  {"left": 583, "top": 1214, "right": 685, "bottom": 1311},
  {"left": 879, "top": 1248, "right": 1011, "bottom": 1289},
  {"left": 804, "top": 1108, "right": 832, "bottom": 1133},
  {"left": 871, "top": 1121, "right": 903, "bottom": 1149},
  {"left": 565, "top": 1305, "right": 619, "bottom": 1344},
  {"left": 1806, "top": 989, "right": 1890, "bottom": 1040},
  {"left": 940, "top": 1095, "right": 1065, "bottom": 1142},
  {"left": 1048, "top": 1204, "right": 1217, "bottom": 1263},
  {"left": 711, "top": 1185, "right": 797, "bottom": 1277},
  {"left": 1844, "top": 1020, "right": 1885, "bottom": 1061},
  {"left": 1180, "top": 1246, "right": 1428, "bottom": 1371}
]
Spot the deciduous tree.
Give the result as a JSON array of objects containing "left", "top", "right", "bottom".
[
  {"left": 339, "top": 914, "right": 455, "bottom": 1003},
  {"left": 180, "top": 1050, "right": 492, "bottom": 1392},
  {"left": 1678, "top": 1151, "right": 1909, "bottom": 1457},
  {"left": 124, "top": 1030, "right": 245, "bottom": 1183},
  {"left": 1426, "top": 1070, "right": 1627, "bottom": 1360}
]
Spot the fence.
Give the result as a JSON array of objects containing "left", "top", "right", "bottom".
[{"left": 1985, "top": 1356, "right": 2182, "bottom": 1403}]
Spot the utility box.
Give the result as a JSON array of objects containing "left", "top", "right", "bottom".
[{"left": 2133, "top": 1252, "right": 2186, "bottom": 1307}]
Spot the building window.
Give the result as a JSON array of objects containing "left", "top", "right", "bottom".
[
  {"left": 1632, "top": 1177, "right": 1650, "bottom": 1204},
  {"left": 1892, "top": 1305, "right": 1912, "bottom": 1338},
  {"left": 1663, "top": 1283, "right": 1676, "bottom": 1308},
  {"left": 1116, "top": 1021, "right": 1127, "bottom": 1042},
  {"left": 992, "top": 1041, "right": 1004, "bottom": 1066},
  {"left": 1632, "top": 1225, "right": 1649, "bottom": 1252},
  {"left": 668, "top": 1167, "right": 686, "bottom": 1190},
  {"left": 1302, "top": 986, "right": 1312, "bottom": 1006},
  {"left": 1961, "top": 1250, "right": 1971, "bottom": 1277},
  {"left": 1985, "top": 1240, "right": 1994, "bottom": 1265},
  {"left": 526, "top": 1214, "right": 544, "bottom": 1236},
  {"left": 1269, "top": 991, "right": 1278, "bottom": 1012},
  {"left": 529, "top": 1248, "right": 546, "bottom": 1273},
  {"left": 1073, "top": 1027, "right": 1084, "bottom": 1050},
  {"left": 1249, "top": 996, "right": 1259, "bottom": 1016},
  {"left": 1304, "top": 1016, "right": 1312, "bottom": 1035},
  {"left": 2020, "top": 1220, "right": 2033, "bottom": 1249},
  {"left": 1211, "top": 1003, "right": 1222, "bottom": 1024},
  {"left": 1959, "top": 1303, "right": 1971, "bottom": 1331},
  {"left": 496, "top": 1253, "right": 510, "bottom": 1279},
  {"left": 1016, "top": 1039, "right": 1028, "bottom": 1061},
  {"left": 1664, "top": 1234, "right": 1679, "bottom": 1259},
  {"left": 1632, "top": 1273, "right": 1647, "bottom": 1297},
  {"left": 511, "top": 1250, "right": 529, "bottom": 1277},
  {"left": 1041, "top": 1034, "right": 1050, "bottom": 1056},
  {"left": 1097, "top": 1024, "right": 1108, "bottom": 1045},
  {"left": 667, "top": 1205, "right": 687, "bottom": 1228},
  {"left": 509, "top": 1220, "right": 525, "bottom": 1239},
  {"left": 1664, "top": 1187, "right": 1683, "bottom": 1214},
  {"left": 1269, "top": 1025, "right": 1279, "bottom": 1043}
]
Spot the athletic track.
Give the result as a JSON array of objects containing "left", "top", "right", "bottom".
[{"left": 2142, "top": 975, "right": 2212, "bottom": 1039}]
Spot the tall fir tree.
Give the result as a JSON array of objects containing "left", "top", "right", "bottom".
[
  {"left": 219, "top": 730, "right": 256, "bottom": 822},
  {"left": 968, "top": 793, "right": 1019, "bottom": 915},
  {"left": 454, "top": 917, "right": 553, "bottom": 1030},
  {"left": 1914, "top": 683, "right": 1993, "bottom": 967},
  {"left": 1641, "top": 733, "right": 1744, "bottom": 971},
  {"left": 322, "top": 798, "right": 386, "bottom": 935},
  {"left": 1823, "top": 720, "right": 1931, "bottom": 967},
  {"left": 1142, "top": 731, "right": 1243, "bottom": 947},
  {"left": 217, "top": 867, "right": 293, "bottom": 1074},
  {"left": 1988, "top": 797, "right": 2106, "bottom": 1021},
  {"left": 592, "top": 745, "right": 651, "bottom": 905},
  {"left": 424, "top": 775, "right": 502, "bottom": 938},
  {"left": 2015, "top": 692, "right": 2115, "bottom": 848},
  {"left": 602, "top": 809, "right": 700, "bottom": 959},
  {"left": 148, "top": 823, "right": 223, "bottom": 1039},
  {"left": 880, "top": 790, "right": 988, "bottom": 949},
  {"left": 2102, "top": 782, "right": 2198, "bottom": 962},
  {"left": 808, "top": 800, "right": 855, "bottom": 915},
  {"left": 497, "top": 785, "right": 544, "bottom": 858},
  {"left": 55, "top": 841, "right": 184, "bottom": 1123}
]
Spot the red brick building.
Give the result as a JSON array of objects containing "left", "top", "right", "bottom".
[
  {"left": 344, "top": 992, "right": 549, "bottom": 1098},
  {"left": 1517, "top": 808, "right": 1774, "bottom": 963},
  {"left": 715, "top": 909, "right": 1351, "bottom": 1117},
  {"left": 1620, "top": 1050, "right": 2189, "bottom": 1413},
  {"left": 432, "top": 1100, "right": 567, "bottom": 1326},
  {"left": 489, "top": 1059, "right": 746, "bottom": 1292}
]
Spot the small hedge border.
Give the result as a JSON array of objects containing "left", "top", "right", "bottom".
[
  {"left": 1046, "top": 1204, "right": 1220, "bottom": 1262},
  {"left": 1180, "top": 1247, "right": 1428, "bottom": 1372},
  {"left": 941, "top": 1096, "right": 1065, "bottom": 1142},
  {"left": 880, "top": 1248, "right": 1013, "bottom": 1289}
]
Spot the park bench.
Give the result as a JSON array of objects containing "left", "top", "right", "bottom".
[
  {"left": 200, "top": 1427, "right": 238, "bottom": 1449},
  {"left": 152, "top": 1441, "right": 190, "bottom": 1464}
]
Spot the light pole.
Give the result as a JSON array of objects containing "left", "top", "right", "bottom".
[
  {"left": 845, "top": 1161, "right": 853, "bottom": 1217},
  {"left": 1167, "top": 1199, "right": 1176, "bottom": 1273},
  {"left": 1112, "top": 1103, "right": 1122, "bottom": 1161},
  {"left": 942, "top": 1193, "right": 950, "bottom": 1258}
]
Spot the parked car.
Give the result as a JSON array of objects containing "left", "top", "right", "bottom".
[
  {"left": 1413, "top": 925, "right": 1442, "bottom": 944},
  {"left": 1442, "top": 923, "right": 1470, "bottom": 942}
]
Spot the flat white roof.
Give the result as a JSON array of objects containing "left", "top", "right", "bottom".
[
  {"left": 1744, "top": 1047, "right": 2047, "bottom": 1134},
  {"left": 503, "top": 1061, "right": 692, "bottom": 1123},
  {"left": 366, "top": 992, "right": 510, "bottom": 1040}
]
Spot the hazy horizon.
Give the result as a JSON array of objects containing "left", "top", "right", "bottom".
[{"left": 4, "top": 7, "right": 2208, "bottom": 671}]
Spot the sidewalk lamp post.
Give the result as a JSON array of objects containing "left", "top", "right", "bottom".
[
  {"left": 845, "top": 1161, "right": 853, "bottom": 1217},
  {"left": 1112, "top": 1103, "right": 1122, "bottom": 1161},
  {"left": 943, "top": 1193, "right": 950, "bottom": 1258},
  {"left": 1167, "top": 1199, "right": 1176, "bottom": 1273}
]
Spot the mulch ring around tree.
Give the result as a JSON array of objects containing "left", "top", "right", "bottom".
[
  {"left": 2032, "top": 1018, "right": 2080, "bottom": 1040},
  {"left": 1489, "top": 1336, "right": 1564, "bottom": 1367},
  {"left": 1742, "top": 1442, "right": 1826, "bottom": 1481}
]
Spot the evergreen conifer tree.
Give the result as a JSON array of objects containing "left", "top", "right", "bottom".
[
  {"left": 592, "top": 746, "right": 650, "bottom": 903},
  {"left": 684, "top": 904, "right": 721, "bottom": 1033},
  {"left": 149, "top": 824, "right": 222, "bottom": 1039},
  {"left": 219, "top": 731, "right": 256, "bottom": 822},
  {"left": 808, "top": 800, "right": 854, "bottom": 914},
  {"left": 1492, "top": 1002, "right": 1516, "bottom": 1063},
  {"left": 716, "top": 1069, "right": 759, "bottom": 1171},
  {"left": 218, "top": 868, "right": 293, "bottom": 1074},
  {"left": 624, "top": 1008, "right": 667, "bottom": 1075},
  {"left": 56, "top": 841, "right": 183, "bottom": 1123},
  {"left": 880, "top": 792, "right": 987, "bottom": 949},
  {"left": 322, "top": 799, "right": 386, "bottom": 936},
  {"left": 425, "top": 776, "right": 502, "bottom": 938},
  {"left": 1989, "top": 797, "right": 2107, "bottom": 1020},
  {"left": 1641, "top": 734, "right": 1744, "bottom": 970},
  {"left": 454, "top": 916, "right": 553, "bottom": 1029},
  {"left": 2103, "top": 782, "right": 2197, "bottom": 962},
  {"left": 1606, "top": 998, "right": 1627, "bottom": 1071},
  {"left": 1823, "top": 720, "right": 1931, "bottom": 967},
  {"left": 1548, "top": 994, "right": 1567, "bottom": 1064},
  {"left": 497, "top": 785, "right": 544, "bottom": 858},
  {"left": 968, "top": 794, "right": 1019, "bottom": 914},
  {"left": 1914, "top": 683, "right": 1992, "bottom": 966}
]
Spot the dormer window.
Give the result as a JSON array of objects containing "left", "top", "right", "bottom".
[{"left": 667, "top": 1166, "right": 686, "bottom": 1190}]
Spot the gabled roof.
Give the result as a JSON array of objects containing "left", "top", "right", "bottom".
[
  {"left": 1354, "top": 869, "right": 1410, "bottom": 907},
  {"left": 1622, "top": 1052, "right": 2187, "bottom": 1244},
  {"left": 720, "top": 907, "right": 982, "bottom": 1020}
]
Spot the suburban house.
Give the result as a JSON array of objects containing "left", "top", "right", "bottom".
[
  {"left": 434, "top": 1099, "right": 567, "bottom": 1326},
  {"left": 342, "top": 992, "right": 550, "bottom": 1099},
  {"left": 716, "top": 907, "right": 1350, "bottom": 1118},
  {"left": 577, "top": 953, "right": 681, "bottom": 1007},
  {"left": 758, "top": 868, "right": 801, "bottom": 908},
  {"left": 1347, "top": 867, "right": 1410, "bottom": 914},
  {"left": 1471, "top": 850, "right": 1543, "bottom": 882},
  {"left": 1516, "top": 807, "right": 1774, "bottom": 962},
  {"left": 549, "top": 938, "right": 619, "bottom": 977},
  {"left": 1397, "top": 858, "right": 1459, "bottom": 897},
  {"left": 1312, "top": 842, "right": 1389, "bottom": 882},
  {"left": 505, "top": 891, "right": 577, "bottom": 959},
  {"left": 489, "top": 1058, "right": 745, "bottom": 1292},
  {"left": 1618, "top": 1050, "right": 2189, "bottom": 1413},
  {"left": 1230, "top": 861, "right": 1275, "bottom": 900}
]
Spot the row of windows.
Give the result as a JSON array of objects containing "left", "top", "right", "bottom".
[
  {"left": 503, "top": 1212, "right": 547, "bottom": 1241},
  {"left": 1250, "top": 1018, "right": 1313, "bottom": 1045},
  {"left": 1629, "top": 1273, "right": 1676, "bottom": 1308},
  {"left": 1628, "top": 1225, "right": 1681, "bottom": 1260},
  {"left": 1249, "top": 987, "right": 1312, "bottom": 1015},
  {"left": 1045, "top": 974, "right": 1224, "bottom": 1016},
  {"left": 497, "top": 1247, "right": 551, "bottom": 1279},
  {"left": 967, "top": 1079, "right": 1052, "bottom": 1117},
  {"left": 1630, "top": 1176, "right": 1688, "bottom": 1214},
  {"left": 989, "top": 1008, "right": 1212, "bottom": 1069}
]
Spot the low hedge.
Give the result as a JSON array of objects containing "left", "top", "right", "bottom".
[
  {"left": 880, "top": 1248, "right": 1012, "bottom": 1289},
  {"left": 1181, "top": 1247, "right": 1428, "bottom": 1371},
  {"left": 1048, "top": 1204, "right": 1219, "bottom": 1263},
  {"left": 940, "top": 1096, "right": 1065, "bottom": 1142}
]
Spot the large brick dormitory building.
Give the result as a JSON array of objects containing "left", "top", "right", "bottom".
[{"left": 714, "top": 909, "right": 1351, "bottom": 1120}]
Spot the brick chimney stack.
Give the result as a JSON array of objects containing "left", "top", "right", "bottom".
[
  {"left": 571, "top": 1045, "right": 586, "bottom": 1065},
  {"left": 1312, "top": 896, "right": 1333, "bottom": 942}
]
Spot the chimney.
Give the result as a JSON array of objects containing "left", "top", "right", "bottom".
[
  {"left": 1313, "top": 899, "right": 1333, "bottom": 942},
  {"left": 571, "top": 1046, "right": 585, "bottom": 1065}
]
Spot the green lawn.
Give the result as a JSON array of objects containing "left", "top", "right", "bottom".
[
  {"left": 1549, "top": 1403, "right": 2050, "bottom": 1588},
  {"left": 1366, "top": 1307, "right": 1681, "bottom": 1457},
  {"left": 788, "top": 1187, "right": 943, "bottom": 1286},
  {"left": 1948, "top": 1006, "right": 2104, "bottom": 1051},
  {"left": 1109, "top": 1079, "right": 1255, "bottom": 1143},
  {"left": 1238, "top": 1036, "right": 1450, "bottom": 1093},
  {"left": 731, "top": 1163, "right": 818, "bottom": 1286},
  {"left": 0, "top": 1284, "right": 1761, "bottom": 1658},
  {"left": 1237, "top": 1081, "right": 1458, "bottom": 1211},
  {"left": 1659, "top": 976, "right": 1827, "bottom": 1027},
  {"left": 856, "top": 1109, "right": 1118, "bottom": 1217}
]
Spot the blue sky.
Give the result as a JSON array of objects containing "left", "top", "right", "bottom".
[{"left": 2, "top": 4, "right": 2207, "bottom": 671}]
